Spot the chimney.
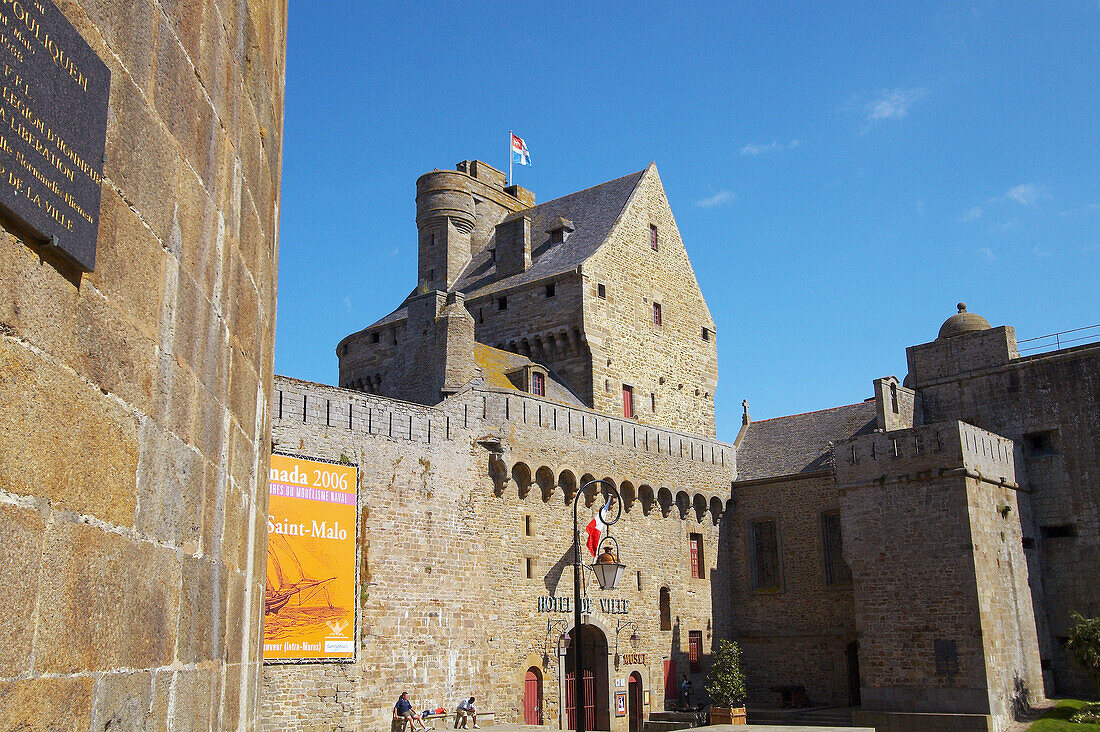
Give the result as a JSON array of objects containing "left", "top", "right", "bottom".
[{"left": 495, "top": 216, "right": 531, "bottom": 276}]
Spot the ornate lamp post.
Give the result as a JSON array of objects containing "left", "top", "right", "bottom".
[{"left": 572, "top": 478, "right": 624, "bottom": 732}]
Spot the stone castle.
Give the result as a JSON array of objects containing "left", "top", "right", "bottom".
[
  {"left": 0, "top": 2, "right": 1096, "bottom": 728},
  {"left": 261, "top": 159, "right": 1098, "bottom": 732}
]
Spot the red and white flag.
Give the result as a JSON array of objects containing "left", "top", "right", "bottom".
[{"left": 584, "top": 498, "right": 612, "bottom": 556}]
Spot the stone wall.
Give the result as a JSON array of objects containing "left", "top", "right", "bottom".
[
  {"left": 583, "top": 166, "right": 718, "bottom": 437},
  {"left": 839, "top": 422, "right": 1043, "bottom": 732},
  {"left": 911, "top": 339, "right": 1100, "bottom": 696},
  {"left": 725, "top": 473, "right": 856, "bottom": 706},
  {"left": 0, "top": 0, "right": 286, "bottom": 728},
  {"left": 261, "top": 376, "right": 736, "bottom": 731}
]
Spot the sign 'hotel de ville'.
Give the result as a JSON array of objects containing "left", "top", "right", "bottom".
[{"left": 1, "top": 2, "right": 1098, "bottom": 732}]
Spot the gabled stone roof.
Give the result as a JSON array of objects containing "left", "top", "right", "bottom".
[
  {"left": 365, "top": 167, "right": 649, "bottom": 329},
  {"left": 734, "top": 401, "right": 877, "bottom": 481}
]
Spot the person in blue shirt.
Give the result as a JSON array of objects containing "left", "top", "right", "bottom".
[{"left": 394, "top": 692, "right": 431, "bottom": 731}]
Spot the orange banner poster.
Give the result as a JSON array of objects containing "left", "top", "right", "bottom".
[{"left": 263, "top": 453, "right": 357, "bottom": 662}]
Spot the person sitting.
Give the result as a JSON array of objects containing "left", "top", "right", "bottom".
[
  {"left": 455, "top": 697, "right": 479, "bottom": 729},
  {"left": 395, "top": 692, "right": 431, "bottom": 731}
]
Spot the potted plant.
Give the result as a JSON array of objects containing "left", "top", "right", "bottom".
[{"left": 705, "top": 640, "right": 748, "bottom": 725}]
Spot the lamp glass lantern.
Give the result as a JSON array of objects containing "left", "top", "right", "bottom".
[{"left": 591, "top": 557, "right": 626, "bottom": 590}]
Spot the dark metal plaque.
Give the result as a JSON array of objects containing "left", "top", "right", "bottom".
[{"left": 0, "top": 0, "right": 110, "bottom": 272}]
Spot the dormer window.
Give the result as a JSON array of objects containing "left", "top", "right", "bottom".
[
  {"left": 546, "top": 217, "right": 574, "bottom": 245},
  {"left": 531, "top": 371, "right": 545, "bottom": 396}
]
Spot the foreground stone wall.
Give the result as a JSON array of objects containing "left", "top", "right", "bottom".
[
  {"left": 0, "top": 0, "right": 286, "bottom": 728},
  {"left": 261, "top": 377, "right": 736, "bottom": 731}
]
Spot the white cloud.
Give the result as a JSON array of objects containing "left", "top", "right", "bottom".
[
  {"left": 1006, "top": 183, "right": 1040, "bottom": 206},
  {"left": 976, "top": 247, "right": 996, "bottom": 262},
  {"left": 695, "top": 190, "right": 735, "bottom": 208},
  {"left": 740, "top": 139, "right": 801, "bottom": 156},
  {"left": 961, "top": 206, "right": 983, "bottom": 221},
  {"left": 866, "top": 88, "right": 928, "bottom": 120}
]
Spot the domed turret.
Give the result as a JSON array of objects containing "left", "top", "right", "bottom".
[{"left": 938, "top": 303, "right": 991, "bottom": 339}]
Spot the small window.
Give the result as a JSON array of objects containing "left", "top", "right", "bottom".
[
  {"left": 890, "top": 382, "right": 900, "bottom": 414},
  {"left": 428, "top": 268, "right": 435, "bottom": 282},
  {"left": 1041, "top": 524, "right": 1077, "bottom": 538},
  {"left": 498, "top": 296, "right": 507, "bottom": 311},
  {"left": 598, "top": 283, "right": 606, "bottom": 299},
  {"left": 531, "top": 372, "right": 545, "bottom": 397},
  {"left": 750, "top": 519, "right": 781, "bottom": 591},
  {"left": 689, "top": 533, "right": 704, "bottom": 579},
  {"left": 1023, "top": 430, "right": 1057, "bottom": 456},
  {"left": 701, "top": 327, "right": 710, "bottom": 341},
  {"left": 489, "top": 247, "right": 496, "bottom": 263},
  {"left": 550, "top": 228, "right": 564, "bottom": 244},
  {"left": 651, "top": 393, "right": 656, "bottom": 412},
  {"left": 477, "top": 308, "right": 484, "bottom": 324},
  {"left": 371, "top": 333, "right": 379, "bottom": 344},
  {"left": 524, "top": 514, "right": 533, "bottom": 536},
  {"left": 653, "top": 302, "right": 662, "bottom": 326},
  {"left": 623, "top": 385, "right": 634, "bottom": 419},
  {"left": 637, "top": 571, "right": 643, "bottom": 591},
  {"left": 525, "top": 556, "right": 534, "bottom": 579},
  {"left": 688, "top": 631, "right": 702, "bottom": 673},
  {"left": 545, "top": 283, "right": 556, "bottom": 298},
  {"left": 430, "top": 231, "right": 437, "bottom": 247},
  {"left": 821, "top": 511, "right": 852, "bottom": 586},
  {"left": 650, "top": 224, "right": 659, "bottom": 251},
  {"left": 659, "top": 587, "right": 671, "bottom": 631},
  {"left": 934, "top": 639, "right": 959, "bottom": 675}
]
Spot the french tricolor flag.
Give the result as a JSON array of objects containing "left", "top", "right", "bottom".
[{"left": 511, "top": 133, "right": 531, "bottom": 166}]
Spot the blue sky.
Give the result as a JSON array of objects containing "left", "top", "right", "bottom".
[{"left": 275, "top": 2, "right": 1099, "bottom": 442}]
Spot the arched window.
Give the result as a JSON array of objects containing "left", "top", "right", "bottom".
[{"left": 659, "top": 586, "right": 671, "bottom": 631}]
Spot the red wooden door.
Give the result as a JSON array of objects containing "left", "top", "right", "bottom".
[
  {"left": 663, "top": 659, "right": 676, "bottom": 699},
  {"left": 564, "top": 670, "right": 595, "bottom": 729},
  {"left": 524, "top": 668, "right": 542, "bottom": 725},
  {"left": 628, "top": 674, "right": 643, "bottom": 732}
]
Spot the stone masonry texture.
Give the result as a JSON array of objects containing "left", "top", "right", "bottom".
[{"left": 0, "top": 0, "right": 287, "bottom": 728}]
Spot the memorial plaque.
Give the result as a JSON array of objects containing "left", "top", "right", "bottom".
[{"left": 0, "top": 0, "right": 110, "bottom": 272}]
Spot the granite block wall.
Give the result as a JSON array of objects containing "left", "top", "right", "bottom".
[{"left": 0, "top": 0, "right": 286, "bottom": 728}]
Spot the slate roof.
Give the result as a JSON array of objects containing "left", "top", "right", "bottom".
[
  {"left": 364, "top": 167, "right": 649, "bottom": 330},
  {"left": 734, "top": 401, "right": 877, "bottom": 481}
]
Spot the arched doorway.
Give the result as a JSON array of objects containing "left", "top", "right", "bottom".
[
  {"left": 524, "top": 666, "right": 543, "bottom": 725},
  {"left": 564, "top": 624, "right": 610, "bottom": 730},
  {"left": 627, "top": 672, "right": 643, "bottom": 732}
]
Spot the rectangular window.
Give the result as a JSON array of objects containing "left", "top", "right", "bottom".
[
  {"left": 653, "top": 302, "right": 662, "bottom": 326},
  {"left": 524, "top": 514, "right": 533, "bottom": 536},
  {"left": 688, "top": 631, "right": 702, "bottom": 673},
  {"left": 751, "top": 519, "right": 781, "bottom": 591},
  {"left": 623, "top": 385, "right": 634, "bottom": 419},
  {"left": 821, "top": 511, "right": 852, "bottom": 586},
  {"left": 498, "top": 296, "right": 507, "bottom": 311},
  {"left": 371, "top": 332, "right": 380, "bottom": 344},
  {"left": 525, "top": 556, "right": 534, "bottom": 579},
  {"left": 550, "top": 228, "right": 564, "bottom": 244},
  {"left": 545, "top": 283, "right": 556, "bottom": 297},
  {"left": 531, "top": 372, "right": 545, "bottom": 396},
  {"left": 489, "top": 247, "right": 496, "bottom": 263},
  {"left": 637, "top": 571, "right": 643, "bottom": 591},
  {"left": 651, "top": 393, "right": 656, "bottom": 412},
  {"left": 701, "top": 327, "right": 710, "bottom": 341},
  {"left": 598, "top": 283, "right": 606, "bottom": 299},
  {"left": 689, "top": 533, "right": 704, "bottom": 579},
  {"left": 650, "top": 224, "right": 659, "bottom": 251}
]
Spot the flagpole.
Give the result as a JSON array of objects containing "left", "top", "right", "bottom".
[{"left": 508, "top": 130, "right": 512, "bottom": 185}]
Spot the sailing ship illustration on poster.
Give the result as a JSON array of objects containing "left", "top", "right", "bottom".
[{"left": 264, "top": 534, "right": 346, "bottom": 639}]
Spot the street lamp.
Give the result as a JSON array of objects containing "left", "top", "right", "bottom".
[
  {"left": 572, "top": 478, "right": 623, "bottom": 732},
  {"left": 614, "top": 619, "right": 641, "bottom": 667}
]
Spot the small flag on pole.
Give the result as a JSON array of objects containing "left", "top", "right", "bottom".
[{"left": 511, "top": 133, "right": 531, "bottom": 166}]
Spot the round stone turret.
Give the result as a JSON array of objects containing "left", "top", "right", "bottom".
[{"left": 938, "top": 302, "right": 992, "bottom": 339}]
